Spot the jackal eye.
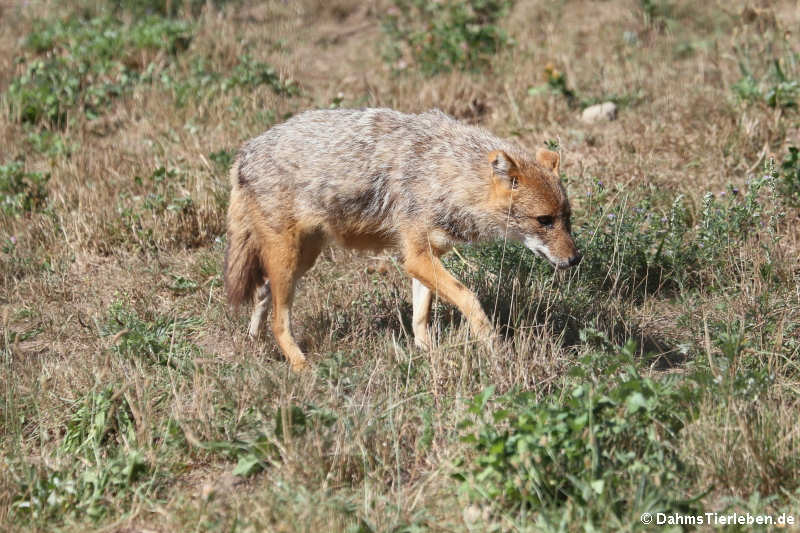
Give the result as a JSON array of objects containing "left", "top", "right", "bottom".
[{"left": 536, "top": 215, "right": 555, "bottom": 227}]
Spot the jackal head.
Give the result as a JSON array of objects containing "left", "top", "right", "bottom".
[{"left": 488, "top": 148, "right": 581, "bottom": 269}]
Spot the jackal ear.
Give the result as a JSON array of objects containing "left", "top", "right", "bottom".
[
  {"left": 535, "top": 148, "right": 560, "bottom": 174},
  {"left": 488, "top": 150, "right": 519, "bottom": 189}
]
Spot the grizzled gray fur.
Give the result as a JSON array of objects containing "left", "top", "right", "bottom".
[{"left": 236, "top": 108, "right": 556, "bottom": 246}]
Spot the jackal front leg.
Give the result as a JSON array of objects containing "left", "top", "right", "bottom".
[{"left": 403, "top": 248, "right": 496, "bottom": 348}]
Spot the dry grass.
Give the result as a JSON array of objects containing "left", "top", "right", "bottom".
[{"left": 1, "top": 0, "right": 800, "bottom": 531}]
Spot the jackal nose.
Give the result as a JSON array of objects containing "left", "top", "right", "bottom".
[{"left": 568, "top": 253, "right": 582, "bottom": 267}]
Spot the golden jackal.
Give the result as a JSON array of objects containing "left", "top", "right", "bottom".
[{"left": 225, "top": 108, "right": 580, "bottom": 371}]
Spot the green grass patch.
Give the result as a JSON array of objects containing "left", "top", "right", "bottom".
[
  {"left": 101, "top": 300, "right": 203, "bottom": 373},
  {"left": 6, "top": 15, "right": 192, "bottom": 126},
  {"left": 5, "top": 10, "right": 299, "bottom": 127},
  {"left": 209, "top": 148, "right": 235, "bottom": 173},
  {"left": 382, "top": 0, "right": 514, "bottom": 75},
  {"left": 161, "top": 54, "right": 299, "bottom": 108},
  {"left": 24, "top": 128, "right": 76, "bottom": 157},
  {"left": 110, "top": 0, "right": 237, "bottom": 17},
  {"left": 527, "top": 64, "right": 645, "bottom": 110},
  {"left": 10, "top": 387, "right": 150, "bottom": 524}
]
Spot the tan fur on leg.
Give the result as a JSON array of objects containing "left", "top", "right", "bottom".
[
  {"left": 258, "top": 226, "right": 325, "bottom": 372},
  {"left": 403, "top": 241, "right": 495, "bottom": 347}
]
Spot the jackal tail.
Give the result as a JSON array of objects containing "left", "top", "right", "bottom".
[{"left": 224, "top": 160, "right": 265, "bottom": 308}]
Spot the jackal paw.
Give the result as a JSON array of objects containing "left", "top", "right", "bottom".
[
  {"left": 486, "top": 335, "right": 503, "bottom": 354},
  {"left": 413, "top": 332, "right": 432, "bottom": 350},
  {"left": 289, "top": 357, "right": 310, "bottom": 373},
  {"left": 477, "top": 329, "right": 502, "bottom": 353}
]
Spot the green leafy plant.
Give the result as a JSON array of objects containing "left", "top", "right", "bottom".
[
  {"left": 222, "top": 55, "right": 299, "bottom": 95},
  {"left": 733, "top": 59, "right": 799, "bottom": 109},
  {"left": 168, "top": 274, "right": 199, "bottom": 294},
  {"left": 382, "top": 0, "right": 514, "bottom": 75},
  {"left": 0, "top": 161, "right": 50, "bottom": 216},
  {"left": 162, "top": 55, "right": 299, "bottom": 107},
  {"left": 201, "top": 403, "right": 337, "bottom": 478},
  {"left": 24, "top": 129, "right": 75, "bottom": 156},
  {"left": 640, "top": 0, "right": 676, "bottom": 27},
  {"left": 110, "top": 165, "right": 221, "bottom": 251},
  {"left": 778, "top": 146, "right": 800, "bottom": 204},
  {"left": 528, "top": 64, "right": 644, "bottom": 110},
  {"left": 535, "top": 62, "right": 578, "bottom": 106},
  {"left": 209, "top": 148, "right": 235, "bottom": 172},
  {"left": 458, "top": 333, "right": 697, "bottom": 519},
  {"left": 454, "top": 164, "right": 786, "bottom": 306}
]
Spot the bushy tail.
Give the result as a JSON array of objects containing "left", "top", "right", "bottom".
[{"left": 224, "top": 162, "right": 265, "bottom": 308}]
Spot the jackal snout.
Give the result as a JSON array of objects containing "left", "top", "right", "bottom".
[
  {"left": 523, "top": 231, "right": 581, "bottom": 269},
  {"left": 536, "top": 218, "right": 581, "bottom": 269}
]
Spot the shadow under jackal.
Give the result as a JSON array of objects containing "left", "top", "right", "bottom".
[{"left": 225, "top": 108, "right": 580, "bottom": 371}]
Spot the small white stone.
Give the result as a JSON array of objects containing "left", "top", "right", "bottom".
[{"left": 581, "top": 102, "right": 617, "bottom": 123}]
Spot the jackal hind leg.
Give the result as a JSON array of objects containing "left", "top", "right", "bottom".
[
  {"left": 263, "top": 230, "right": 324, "bottom": 372},
  {"left": 248, "top": 282, "right": 271, "bottom": 338},
  {"left": 411, "top": 277, "right": 433, "bottom": 349},
  {"left": 403, "top": 245, "right": 496, "bottom": 349}
]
